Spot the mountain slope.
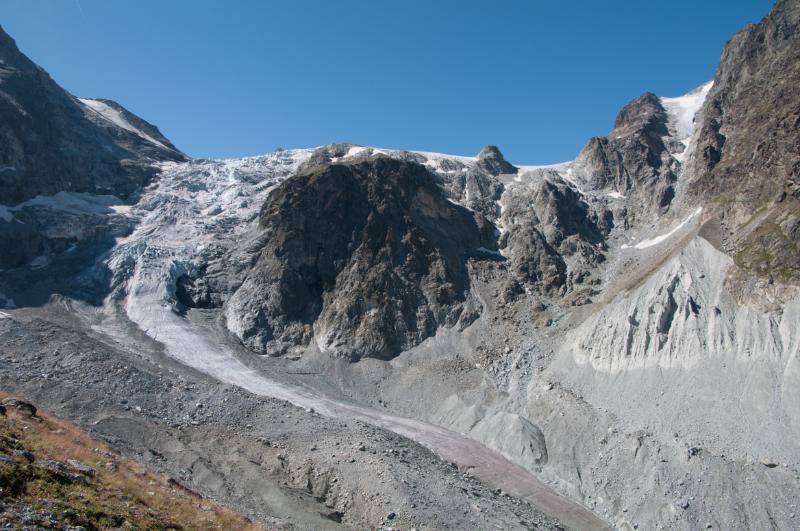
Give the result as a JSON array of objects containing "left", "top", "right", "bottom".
[
  {"left": 0, "top": 2, "right": 799, "bottom": 531},
  {"left": 685, "top": 0, "right": 800, "bottom": 291},
  {"left": 0, "top": 25, "right": 185, "bottom": 206},
  {"left": 0, "top": 24, "right": 186, "bottom": 273},
  {"left": 0, "top": 393, "right": 258, "bottom": 530}
]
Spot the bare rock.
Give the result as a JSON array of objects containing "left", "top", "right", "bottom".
[{"left": 1, "top": 398, "right": 36, "bottom": 417}]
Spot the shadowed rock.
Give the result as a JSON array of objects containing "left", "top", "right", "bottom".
[
  {"left": 0, "top": 25, "right": 186, "bottom": 206},
  {"left": 224, "top": 156, "right": 497, "bottom": 360}
]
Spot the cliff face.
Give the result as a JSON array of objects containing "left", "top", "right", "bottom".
[
  {"left": 573, "top": 92, "right": 679, "bottom": 215},
  {"left": 224, "top": 156, "right": 496, "bottom": 360},
  {"left": 0, "top": 26, "right": 185, "bottom": 206},
  {"left": 685, "top": 0, "right": 800, "bottom": 285}
]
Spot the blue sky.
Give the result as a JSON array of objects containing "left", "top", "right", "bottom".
[{"left": 2, "top": 0, "right": 773, "bottom": 164}]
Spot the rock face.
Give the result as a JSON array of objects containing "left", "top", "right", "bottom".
[
  {"left": 0, "top": 193, "right": 137, "bottom": 270},
  {"left": 0, "top": 25, "right": 185, "bottom": 271},
  {"left": 224, "top": 156, "right": 496, "bottom": 360},
  {"left": 0, "top": 25, "right": 185, "bottom": 206},
  {"left": 500, "top": 170, "right": 611, "bottom": 295},
  {"left": 477, "top": 145, "right": 517, "bottom": 176},
  {"left": 573, "top": 92, "right": 678, "bottom": 215},
  {"left": 684, "top": 0, "right": 800, "bottom": 285}
]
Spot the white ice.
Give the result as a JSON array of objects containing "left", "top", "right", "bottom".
[
  {"left": 660, "top": 81, "right": 713, "bottom": 145},
  {"left": 622, "top": 207, "right": 703, "bottom": 250},
  {"left": 79, "top": 98, "right": 171, "bottom": 150},
  {"left": 0, "top": 205, "right": 14, "bottom": 222},
  {"left": 12, "top": 191, "right": 129, "bottom": 216}
]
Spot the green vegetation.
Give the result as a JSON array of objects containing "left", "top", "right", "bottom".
[
  {"left": 0, "top": 393, "right": 260, "bottom": 530},
  {"left": 734, "top": 207, "right": 800, "bottom": 284}
]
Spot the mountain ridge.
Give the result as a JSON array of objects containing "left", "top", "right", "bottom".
[{"left": 1, "top": 1, "right": 799, "bottom": 530}]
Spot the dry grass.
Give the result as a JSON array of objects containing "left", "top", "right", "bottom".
[{"left": 0, "top": 391, "right": 263, "bottom": 530}]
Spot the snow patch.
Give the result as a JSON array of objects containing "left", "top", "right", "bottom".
[
  {"left": 607, "top": 191, "right": 626, "bottom": 200},
  {"left": 516, "top": 161, "right": 573, "bottom": 175},
  {"left": 660, "top": 81, "right": 713, "bottom": 145},
  {"left": 622, "top": 207, "right": 703, "bottom": 250},
  {"left": 29, "top": 255, "right": 49, "bottom": 269},
  {"left": 0, "top": 205, "right": 15, "bottom": 222},
  {"left": 560, "top": 170, "right": 586, "bottom": 196},
  {"left": 410, "top": 150, "right": 477, "bottom": 164},
  {"left": 79, "top": 98, "right": 171, "bottom": 150},
  {"left": 346, "top": 146, "right": 368, "bottom": 158},
  {"left": 0, "top": 292, "right": 15, "bottom": 309},
  {"left": 13, "top": 191, "right": 130, "bottom": 216},
  {"left": 476, "top": 246, "right": 503, "bottom": 257}
]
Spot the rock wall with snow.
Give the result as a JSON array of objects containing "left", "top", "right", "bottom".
[
  {"left": 224, "top": 156, "right": 497, "bottom": 360},
  {"left": 0, "top": 24, "right": 184, "bottom": 207},
  {"left": 1, "top": 2, "right": 799, "bottom": 530}
]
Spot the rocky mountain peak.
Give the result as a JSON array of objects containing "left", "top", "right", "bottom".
[
  {"left": 683, "top": 0, "right": 800, "bottom": 286},
  {"left": 79, "top": 97, "right": 183, "bottom": 158},
  {"left": 572, "top": 90, "right": 676, "bottom": 216},
  {"left": 0, "top": 25, "right": 30, "bottom": 66},
  {"left": 611, "top": 92, "right": 668, "bottom": 137},
  {"left": 0, "top": 25, "right": 186, "bottom": 206},
  {"left": 477, "top": 145, "right": 517, "bottom": 175}
]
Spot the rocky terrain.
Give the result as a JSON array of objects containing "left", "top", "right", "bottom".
[
  {"left": 0, "top": 391, "right": 258, "bottom": 530},
  {"left": 0, "top": 310, "right": 564, "bottom": 530},
  {"left": 1, "top": 1, "right": 799, "bottom": 530},
  {"left": 0, "top": 27, "right": 184, "bottom": 207}
]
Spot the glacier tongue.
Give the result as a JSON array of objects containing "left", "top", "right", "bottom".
[
  {"left": 107, "top": 148, "right": 313, "bottom": 333},
  {"left": 98, "top": 146, "right": 610, "bottom": 531}
]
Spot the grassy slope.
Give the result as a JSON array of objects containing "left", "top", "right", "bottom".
[{"left": 0, "top": 392, "right": 262, "bottom": 530}]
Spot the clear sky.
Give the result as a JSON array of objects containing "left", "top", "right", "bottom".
[{"left": 2, "top": 0, "right": 774, "bottom": 164}]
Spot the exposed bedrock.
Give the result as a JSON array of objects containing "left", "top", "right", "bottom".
[
  {"left": 0, "top": 26, "right": 184, "bottom": 206},
  {"left": 572, "top": 91, "right": 678, "bottom": 215},
  {"left": 684, "top": 0, "right": 800, "bottom": 285},
  {"left": 500, "top": 171, "right": 611, "bottom": 295},
  {"left": 224, "top": 157, "right": 497, "bottom": 360}
]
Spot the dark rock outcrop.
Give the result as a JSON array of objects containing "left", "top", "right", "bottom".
[
  {"left": 0, "top": 25, "right": 185, "bottom": 206},
  {"left": 686, "top": 0, "right": 800, "bottom": 284},
  {"left": 574, "top": 92, "right": 677, "bottom": 212},
  {"left": 0, "top": 199, "right": 136, "bottom": 269},
  {"left": 224, "top": 157, "right": 496, "bottom": 360},
  {"left": 477, "top": 145, "right": 517, "bottom": 176},
  {"left": 175, "top": 274, "right": 223, "bottom": 310},
  {"left": 0, "top": 398, "right": 36, "bottom": 417}
]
